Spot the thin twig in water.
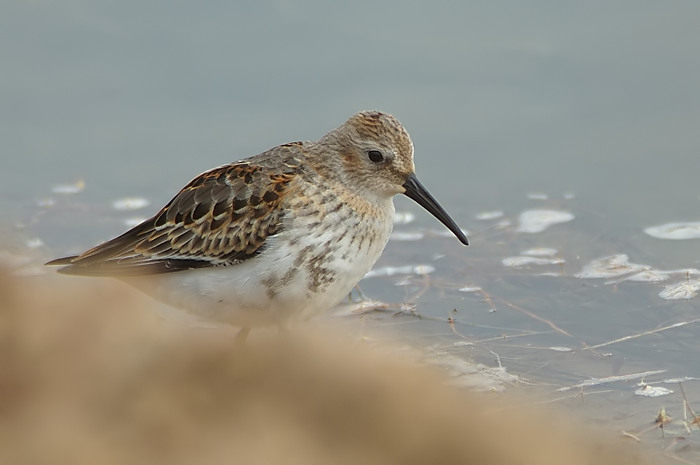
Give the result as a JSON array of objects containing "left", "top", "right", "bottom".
[
  {"left": 448, "top": 316, "right": 471, "bottom": 340},
  {"left": 495, "top": 298, "right": 572, "bottom": 337},
  {"left": 529, "top": 389, "right": 615, "bottom": 406},
  {"left": 478, "top": 288, "right": 497, "bottom": 312},
  {"left": 582, "top": 318, "right": 700, "bottom": 351},
  {"left": 351, "top": 284, "right": 370, "bottom": 301},
  {"left": 678, "top": 382, "right": 700, "bottom": 431},
  {"left": 470, "top": 330, "right": 553, "bottom": 345},
  {"left": 556, "top": 370, "right": 667, "bottom": 392},
  {"left": 407, "top": 272, "right": 431, "bottom": 302},
  {"left": 489, "top": 349, "right": 504, "bottom": 369}
]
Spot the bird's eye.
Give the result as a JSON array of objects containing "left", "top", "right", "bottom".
[{"left": 367, "top": 150, "right": 384, "bottom": 163}]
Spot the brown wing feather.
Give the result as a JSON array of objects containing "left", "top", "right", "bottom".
[{"left": 47, "top": 157, "right": 301, "bottom": 276}]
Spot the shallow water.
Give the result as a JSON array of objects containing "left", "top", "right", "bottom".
[{"left": 3, "top": 1, "right": 700, "bottom": 460}]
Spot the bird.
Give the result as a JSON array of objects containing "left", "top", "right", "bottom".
[{"left": 47, "top": 111, "right": 468, "bottom": 340}]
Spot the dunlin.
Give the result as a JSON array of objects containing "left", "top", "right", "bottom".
[{"left": 47, "top": 111, "right": 468, "bottom": 338}]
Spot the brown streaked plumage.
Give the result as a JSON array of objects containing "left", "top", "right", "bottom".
[
  {"left": 47, "top": 111, "right": 468, "bottom": 336},
  {"left": 49, "top": 153, "right": 303, "bottom": 275}
]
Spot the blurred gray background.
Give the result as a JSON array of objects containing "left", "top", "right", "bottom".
[{"left": 3, "top": 1, "right": 699, "bottom": 227}]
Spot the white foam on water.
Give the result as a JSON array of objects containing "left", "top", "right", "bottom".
[
  {"left": 644, "top": 222, "right": 700, "bottom": 240},
  {"left": 618, "top": 269, "right": 670, "bottom": 283},
  {"left": 474, "top": 210, "right": 504, "bottom": 220},
  {"left": 364, "top": 264, "right": 436, "bottom": 279},
  {"left": 124, "top": 217, "right": 147, "bottom": 227},
  {"left": 392, "top": 211, "right": 416, "bottom": 225},
  {"left": 516, "top": 210, "right": 574, "bottom": 233},
  {"left": 51, "top": 180, "right": 85, "bottom": 194},
  {"left": 521, "top": 247, "right": 558, "bottom": 257},
  {"left": 113, "top": 197, "right": 150, "bottom": 211},
  {"left": 389, "top": 231, "right": 424, "bottom": 241},
  {"left": 502, "top": 256, "right": 564, "bottom": 267},
  {"left": 635, "top": 385, "right": 673, "bottom": 397},
  {"left": 458, "top": 286, "right": 482, "bottom": 293},
  {"left": 576, "top": 254, "right": 649, "bottom": 279},
  {"left": 659, "top": 280, "right": 700, "bottom": 300},
  {"left": 548, "top": 346, "right": 574, "bottom": 352},
  {"left": 37, "top": 198, "right": 56, "bottom": 208}
]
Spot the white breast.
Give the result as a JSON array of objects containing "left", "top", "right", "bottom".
[{"left": 126, "top": 197, "right": 395, "bottom": 329}]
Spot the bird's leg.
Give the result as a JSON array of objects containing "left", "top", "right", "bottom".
[{"left": 352, "top": 284, "right": 370, "bottom": 302}]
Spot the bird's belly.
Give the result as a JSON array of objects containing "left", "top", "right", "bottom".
[{"left": 124, "top": 218, "right": 392, "bottom": 328}]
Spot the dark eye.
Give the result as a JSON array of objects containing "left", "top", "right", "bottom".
[{"left": 367, "top": 150, "right": 384, "bottom": 163}]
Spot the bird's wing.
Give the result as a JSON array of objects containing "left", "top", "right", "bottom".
[{"left": 47, "top": 154, "right": 302, "bottom": 276}]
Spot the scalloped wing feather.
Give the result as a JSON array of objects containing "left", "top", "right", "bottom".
[{"left": 48, "top": 157, "right": 301, "bottom": 276}]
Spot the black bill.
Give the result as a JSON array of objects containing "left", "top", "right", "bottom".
[{"left": 402, "top": 173, "right": 469, "bottom": 246}]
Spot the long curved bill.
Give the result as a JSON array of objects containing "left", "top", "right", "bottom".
[{"left": 402, "top": 173, "right": 469, "bottom": 245}]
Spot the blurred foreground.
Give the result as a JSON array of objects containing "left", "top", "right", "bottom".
[{"left": 0, "top": 269, "right": 649, "bottom": 464}]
